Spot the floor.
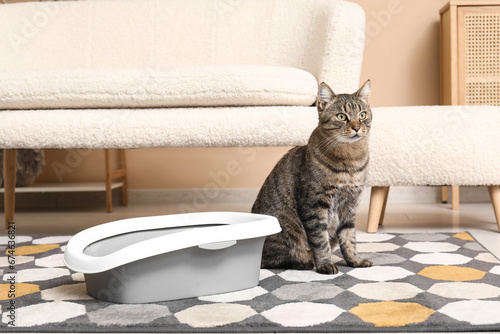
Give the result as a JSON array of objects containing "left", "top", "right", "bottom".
[{"left": 6, "top": 193, "right": 500, "bottom": 259}]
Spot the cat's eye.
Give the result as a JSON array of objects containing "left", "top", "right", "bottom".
[
  {"left": 359, "top": 112, "right": 367, "bottom": 120},
  {"left": 337, "top": 113, "right": 347, "bottom": 121}
]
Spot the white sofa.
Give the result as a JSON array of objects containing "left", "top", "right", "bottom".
[{"left": 0, "top": 0, "right": 365, "bottom": 227}]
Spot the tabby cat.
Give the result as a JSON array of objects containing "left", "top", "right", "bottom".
[{"left": 252, "top": 80, "right": 373, "bottom": 274}]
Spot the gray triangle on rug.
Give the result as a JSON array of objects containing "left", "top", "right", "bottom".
[{"left": 1, "top": 232, "right": 500, "bottom": 332}]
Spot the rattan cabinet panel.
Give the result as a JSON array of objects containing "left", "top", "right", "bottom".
[{"left": 441, "top": 1, "right": 500, "bottom": 106}]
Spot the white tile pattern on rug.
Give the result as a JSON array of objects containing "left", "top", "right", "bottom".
[
  {"left": 261, "top": 302, "right": 344, "bottom": 327},
  {"left": 356, "top": 242, "right": 399, "bottom": 253},
  {"left": 87, "top": 304, "right": 171, "bottom": 326},
  {"left": 410, "top": 253, "right": 472, "bottom": 265},
  {"left": 277, "top": 269, "right": 343, "bottom": 282},
  {"left": 41, "top": 283, "right": 94, "bottom": 301},
  {"left": 198, "top": 286, "right": 267, "bottom": 303},
  {"left": 428, "top": 282, "right": 500, "bottom": 300},
  {"left": 35, "top": 254, "right": 65, "bottom": 268},
  {"left": 348, "top": 282, "right": 423, "bottom": 301},
  {"left": 347, "top": 266, "right": 414, "bottom": 282},
  {"left": 174, "top": 303, "right": 257, "bottom": 328},
  {"left": 439, "top": 300, "right": 500, "bottom": 325},
  {"left": 403, "top": 241, "right": 460, "bottom": 253},
  {"left": 1, "top": 301, "right": 86, "bottom": 327}
]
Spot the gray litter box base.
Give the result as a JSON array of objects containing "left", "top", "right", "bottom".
[{"left": 84, "top": 237, "right": 265, "bottom": 303}]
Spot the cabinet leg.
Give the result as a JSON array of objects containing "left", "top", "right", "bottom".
[{"left": 4, "top": 150, "right": 17, "bottom": 229}]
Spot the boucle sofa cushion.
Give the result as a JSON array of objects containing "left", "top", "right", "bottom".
[
  {"left": 0, "top": 66, "right": 318, "bottom": 110},
  {"left": 0, "top": 106, "right": 318, "bottom": 149}
]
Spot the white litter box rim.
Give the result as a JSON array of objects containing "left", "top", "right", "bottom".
[{"left": 64, "top": 211, "right": 281, "bottom": 274}]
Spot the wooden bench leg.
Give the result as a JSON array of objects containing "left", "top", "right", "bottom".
[
  {"left": 488, "top": 186, "right": 500, "bottom": 232},
  {"left": 367, "top": 186, "right": 390, "bottom": 233},
  {"left": 451, "top": 186, "right": 459, "bottom": 210},
  {"left": 4, "top": 149, "right": 17, "bottom": 229},
  {"left": 441, "top": 186, "right": 449, "bottom": 203},
  {"left": 379, "top": 187, "right": 390, "bottom": 226}
]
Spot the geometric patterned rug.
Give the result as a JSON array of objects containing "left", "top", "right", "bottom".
[{"left": 2, "top": 232, "right": 500, "bottom": 332}]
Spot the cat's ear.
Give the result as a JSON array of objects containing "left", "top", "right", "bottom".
[
  {"left": 355, "top": 79, "right": 371, "bottom": 103},
  {"left": 317, "top": 82, "right": 336, "bottom": 111}
]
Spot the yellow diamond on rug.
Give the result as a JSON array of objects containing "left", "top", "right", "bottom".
[
  {"left": 453, "top": 232, "right": 474, "bottom": 241},
  {"left": 418, "top": 265, "right": 486, "bottom": 281},
  {"left": 8, "top": 244, "right": 60, "bottom": 256},
  {"left": 0, "top": 283, "right": 40, "bottom": 300},
  {"left": 350, "top": 301, "right": 435, "bottom": 327}
]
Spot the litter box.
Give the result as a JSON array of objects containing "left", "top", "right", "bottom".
[{"left": 64, "top": 211, "right": 281, "bottom": 303}]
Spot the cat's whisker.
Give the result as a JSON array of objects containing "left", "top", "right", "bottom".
[
  {"left": 318, "top": 133, "right": 340, "bottom": 147},
  {"left": 318, "top": 135, "right": 341, "bottom": 156},
  {"left": 321, "top": 133, "right": 353, "bottom": 157},
  {"left": 317, "top": 136, "right": 336, "bottom": 153}
]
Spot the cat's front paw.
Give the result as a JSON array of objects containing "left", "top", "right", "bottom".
[
  {"left": 316, "top": 262, "right": 338, "bottom": 275},
  {"left": 349, "top": 259, "right": 373, "bottom": 268}
]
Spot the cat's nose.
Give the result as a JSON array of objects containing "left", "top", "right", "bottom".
[{"left": 352, "top": 126, "right": 360, "bottom": 132}]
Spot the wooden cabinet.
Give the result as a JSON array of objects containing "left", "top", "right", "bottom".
[{"left": 440, "top": 0, "right": 500, "bottom": 209}]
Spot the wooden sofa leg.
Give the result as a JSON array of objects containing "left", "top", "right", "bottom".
[
  {"left": 488, "top": 186, "right": 500, "bottom": 232},
  {"left": 104, "top": 149, "right": 128, "bottom": 213},
  {"left": 120, "top": 149, "right": 128, "bottom": 207},
  {"left": 104, "top": 149, "right": 113, "bottom": 213},
  {"left": 4, "top": 149, "right": 17, "bottom": 229},
  {"left": 367, "top": 186, "right": 390, "bottom": 233}
]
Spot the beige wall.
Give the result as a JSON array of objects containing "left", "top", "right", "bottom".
[{"left": 35, "top": 0, "right": 450, "bottom": 189}]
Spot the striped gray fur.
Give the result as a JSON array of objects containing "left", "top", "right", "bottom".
[{"left": 252, "top": 81, "right": 373, "bottom": 274}]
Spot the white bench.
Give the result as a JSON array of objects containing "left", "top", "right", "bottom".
[{"left": 365, "top": 105, "right": 500, "bottom": 233}]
